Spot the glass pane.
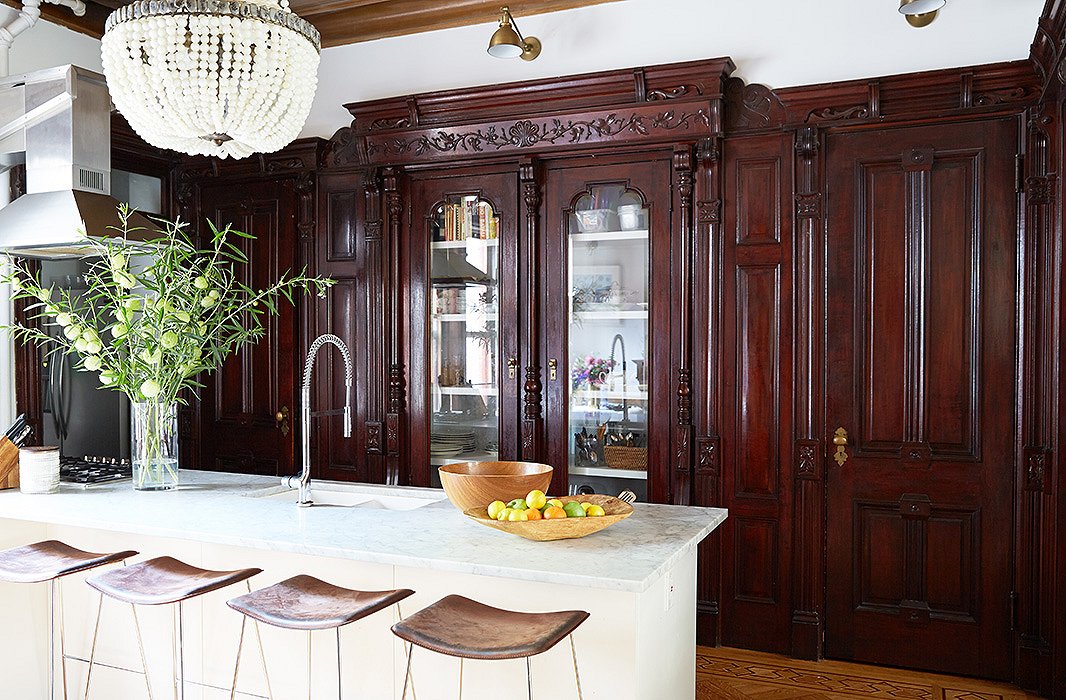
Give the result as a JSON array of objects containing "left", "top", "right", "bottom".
[
  {"left": 429, "top": 195, "right": 501, "bottom": 482},
  {"left": 567, "top": 184, "right": 649, "bottom": 492}
]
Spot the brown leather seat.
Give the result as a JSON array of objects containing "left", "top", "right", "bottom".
[
  {"left": 227, "top": 575, "right": 414, "bottom": 631},
  {"left": 0, "top": 540, "right": 138, "bottom": 584},
  {"left": 86, "top": 556, "right": 261, "bottom": 606},
  {"left": 391, "top": 595, "right": 589, "bottom": 660}
]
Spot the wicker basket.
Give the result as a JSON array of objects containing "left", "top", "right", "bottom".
[{"left": 604, "top": 446, "right": 647, "bottom": 470}]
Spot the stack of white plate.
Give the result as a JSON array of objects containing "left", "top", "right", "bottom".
[
  {"left": 430, "top": 430, "right": 477, "bottom": 457},
  {"left": 20, "top": 446, "right": 60, "bottom": 494}
]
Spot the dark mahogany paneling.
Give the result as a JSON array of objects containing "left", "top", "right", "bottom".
[
  {"left": 718, "top": 132, "right": 793, "bottom": 654},
  {"left": 825, "top": 118, "right": 1016, "bottom": 680},
  {"left": 735, "top": 265, "right": 781, "bottom": 498},
  {"left": 735, "top": 158, "right": 782, "bottom": 246},
  {"left": 198, "top": 180, "right": 297, "bottom": 477},
  {"left": 326, "top": 190, "right": 358, "bottom": 261}
]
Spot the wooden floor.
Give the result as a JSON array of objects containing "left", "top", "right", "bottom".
[{"left": 696, "top": 647, "right": 1041, "bottom": 700}]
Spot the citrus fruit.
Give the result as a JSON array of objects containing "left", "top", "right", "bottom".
[
  {"left": 525, "top": 507, "right": 542, "bottom": 520},
  {"left": 546, "top": 498, "right": 564, "bottom": 509},
  {"left": 563, "top": 502, "right": 586, "bottom": 518},
  {"left": 586, "top": 504, "right": 606, "bottom": 517},
  {"left": 507, "top": 509, "right": 529, "bottom": 522},
  {"left": 543, "top": 506, "right": 567, "bottom": 519},
  {"left": 525, "top": 489, "right": 547, "bottom": 510},
  {"left": 497, "top": 507, "right": 514, "bottom": 521},
  {"left": 506, "top": 498, "right": 528, "bottom": 510},
  {"left": 487, "top": 500, "right": 506, "bottom": 519},
  {"left": 580, "top": 501, "right": 594, "bottom": 512}
]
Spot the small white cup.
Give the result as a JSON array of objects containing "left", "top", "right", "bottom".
[{"left": 19, "top": 446, "right": 60, "bottom": 494}]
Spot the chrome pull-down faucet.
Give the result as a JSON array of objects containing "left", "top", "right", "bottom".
[{"left": 285, "top": 333, "right": 353, "bottom": 506}]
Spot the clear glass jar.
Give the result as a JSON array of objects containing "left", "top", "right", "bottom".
[{"left": 131, "top": 400, "right": 179, "bottom": 491}]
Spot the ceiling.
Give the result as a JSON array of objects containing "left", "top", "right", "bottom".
[{"left": 2, "top": 0, "right": 620, "bottom": 47}]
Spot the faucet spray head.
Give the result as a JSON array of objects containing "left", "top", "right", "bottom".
[{"left": 343, "top": 386, "right": 352, "bottom": 438}]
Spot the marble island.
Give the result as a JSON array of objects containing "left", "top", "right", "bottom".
[{"left": 0, "top": 470, "right": 726, "bottom": 699}]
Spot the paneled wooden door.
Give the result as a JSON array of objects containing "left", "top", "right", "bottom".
[
  {"left": 197, "top": 179, "right": 298, "bottom": 476},
  {"left": 825, "top": 118, "right": 1017, "bottom": 679}
]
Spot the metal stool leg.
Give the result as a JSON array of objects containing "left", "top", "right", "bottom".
[
  {"left": 569, "top": 635, "right": 583, "bottom": 700},
  {"left": 395, "top": 603, "right": 416, "bottom": 700},
  {"left": 131, "top": 604, "right": 154, "bottom": 700},
  {"left": 229, "top": 616, "right": 246, "bottom": 700},
  {"left": 335, "top": 627, "right": 342, "bottom": 700},
  {"left": 307, "top": 630, "right": 312, "bottom": 700},
  {"left": 252, "top": 619, "right": 273, "bottom": 699},
  {"left": 400, "top": 643, "right": 413, "bottom": 700},
  {"left": 58, "top": 580, "right": 68, "bottom": 700},
  {"left": 83, "top": 593, "right": 104, "bottom": 700},
  {"left": 48, "top": 578, "right": 56, "bottom": 700},
  {"left": 458, "top": 657, "right": 463, "bottom": 700},
  {"left": 173, "top": 601, "right": 185, "bottom": 700},
  {"left": 526, "top": 657, "right": 533, "bottom": 700}
]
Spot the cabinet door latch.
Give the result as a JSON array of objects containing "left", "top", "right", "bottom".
[{"left": 548, "top": 358, "right": 558, "bottom": 381}]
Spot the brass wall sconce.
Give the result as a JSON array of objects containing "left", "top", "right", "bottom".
[
  {"left": 487, "top": 6, "right": 542, "bottom": 61},
  {"left": 899, "top": 0, "right": 946, "bottom": 28}
]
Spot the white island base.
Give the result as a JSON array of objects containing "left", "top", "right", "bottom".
[{"left": 0, "top": 472, "right": 725, "bottom": 699}]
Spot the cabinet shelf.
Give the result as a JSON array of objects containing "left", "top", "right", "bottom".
[
  {"left": 431, "top": 239, "right": 499, "bottom": 249},
  {"left": 571, "top": 388, "right": 648, "bottom": 401},
  {"left": 569, "top": 465, "right": 647, "bottom": 480},
  {"left": 434, "top": 386, "right": 499, "bottom": 396},
  {"left": 431, "top": 451, "right": 499, "bottom": 466},
  {"left": 570, "top": 230, "right": 648, "bottom": 243},
  {"left": 433, "top": 312, "right": 498, "bottom": 322},
  {"left": 571, "top": 310, "right": 648, "bottom": 321}
]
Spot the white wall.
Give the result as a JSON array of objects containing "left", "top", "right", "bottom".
[
  {"left": 0, "top": 0, "right": 1045, "bottom": 142},
  {"left": 305, "top": 0, "right": 1044, "bottom": 138}
]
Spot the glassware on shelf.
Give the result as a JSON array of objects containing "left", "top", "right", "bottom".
[
  {"left": 567, "top": 185, "right": 650, "bottom": 481},
  {"left": 428, "top": 195, "right": 502, "bottom": 477}
]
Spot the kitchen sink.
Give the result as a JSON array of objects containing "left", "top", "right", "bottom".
[{"left": 250, "top": 482, "right": 446, "bottom": 510}]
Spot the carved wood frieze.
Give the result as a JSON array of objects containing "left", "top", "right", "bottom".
[
  {"left": 325, "top": 125, "right": 362, "bottom": 168},
  {"left": 647, "top": 84, "right": 703, "bottom": 100},
  {"left": 723, "top": 78, "right": 786, "bottom": 131},
  {"left": 697, "top": 199, "right": 722, "bottom": 224},
  {"left": 805, "top": 104, "right": 870, "bottom": 124},
  {"left": 363, "top": 105, "right": 718, "bottom": 164}
]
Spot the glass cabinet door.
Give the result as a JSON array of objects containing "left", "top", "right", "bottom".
[
  {"left": 428, "top": 195, "right": 501, "bottom": 480},
  {"left": 567, "top": 185, "right": 650, "bottom": 489}
]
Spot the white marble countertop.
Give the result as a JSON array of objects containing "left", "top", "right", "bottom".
[{"left": 0, "top": 470, "right": 726, "bottom": 593}]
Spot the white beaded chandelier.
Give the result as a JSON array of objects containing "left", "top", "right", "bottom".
[{"left": 101, "top": 0, "right": 321, "bottom": 159}]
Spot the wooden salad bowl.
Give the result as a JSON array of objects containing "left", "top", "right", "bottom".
[
  {"left": 438, "top": 461, "right": 553, "bottom": 511},
  {"left": 464, "top": 494, "right": 634, "bottom": 541}
]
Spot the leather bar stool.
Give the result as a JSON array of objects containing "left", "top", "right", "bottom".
[
  {"left": 392, "top": 595, "right": 589, "bottom": 700},
  {"left": 84, "top": 556, "right": 261, "bottom": 700},
  {"left": 226, "top": 574, "right": 415, "bottom": 699},
  {"left": 0, "top": 540, "right": 137, "bottom": 700}
]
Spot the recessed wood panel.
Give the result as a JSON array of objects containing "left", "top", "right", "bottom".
[
  {"left": 325, "top": 279, "right": 358, "bottom": 471},
  {"left": 857, "top": 503, "right": 906, "bottom": 608},
  {"left": 247, "top": 204, "right": 281, "bottom": 421},
  {"left": 735, "top": 158, "right": 781, "bottom": 245},
  {"left": 327, "top": 191, "right": 358, "bottom": 261},
  {"left": 926, "top": 508, "right": 977, "bottom": 618},
  {"left": 926, "top": 155, "right": 980, "bottom": 458},
  {"left": 860, "top": 162, "right": 908, "bottom": 450},
  {"left": 735, "top": 264, "right": 781, "bottom": 498},
  {"left": 734, "top": 517, "right": 779, "bottom": 604}
]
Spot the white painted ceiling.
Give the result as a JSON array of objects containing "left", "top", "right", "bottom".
[{"left": 6, "top": 0, "right": 1047, "bottom": 140}]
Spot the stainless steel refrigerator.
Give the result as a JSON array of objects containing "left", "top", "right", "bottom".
[{"left": 39, "top": 259, "right": 129, "bottom": 459}]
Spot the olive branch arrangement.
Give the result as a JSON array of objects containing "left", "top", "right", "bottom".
[{"left": 1, "top": 205, "right": 334, "bottom": 411}]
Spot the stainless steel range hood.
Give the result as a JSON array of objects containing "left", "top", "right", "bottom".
[{"left": 0, "top": 65, "right": 155, "bottom": 259}]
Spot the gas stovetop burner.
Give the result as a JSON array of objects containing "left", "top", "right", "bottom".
[{"left": 59, "top": 456, "right": 132, "bottom": 486}]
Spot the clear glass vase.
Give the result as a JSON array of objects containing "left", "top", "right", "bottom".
[{"left": 131, "top": 400, "right": 179, "bottom": 491}]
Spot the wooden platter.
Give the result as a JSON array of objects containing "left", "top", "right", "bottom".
[{"left": 463, "top": 494, "right": 633, "bottom": 541}]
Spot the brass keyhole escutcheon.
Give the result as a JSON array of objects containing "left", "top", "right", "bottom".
[
  {"left": 507, "top": 357, "right": 518, "bottom": 380},
  {"left": 832, "top": 427, "right": 849, "bottom": 466},
  {"left": 548, "top": 358, "right": 558, "bottom": 381},
  {"left": 275, "top": 406, "right": 290, "bottom": 437}
]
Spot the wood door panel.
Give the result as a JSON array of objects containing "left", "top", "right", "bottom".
[
  {"left": 326, "top": 190, "right": 358, "bottom": 262},
  {"left": 198, "top": 180, "right": 298, "bottom": 477},
  {"left": 733, "top": 517, "right": 779, "bottom": 604},
  {"left": 735, "top": 264, "right": 781, "bottom": 499},
  {"left": 826, "top": 118, "right": 1016, "bottom": 680}
]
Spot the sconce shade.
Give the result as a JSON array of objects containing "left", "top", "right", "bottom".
[
  {"left": 898, "top": 0, "right": 945, "bottom": 15},
  {"left": 488, "top": 22, "right": 525, "bottom": 58}
]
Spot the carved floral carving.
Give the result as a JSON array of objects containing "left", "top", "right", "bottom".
[
  {"left": 369, "top": 116, "right": 412, "bottom": 131},
  {"left": 795, "top": 194, "right": 821, "bottom": 219},
  {"left": 724, "top": 78, "right": 785, "bottom": 131},
  {"left": 805, "top": 104, "right": 869, "bottom": 123},
  {"left": 647, "top": 84, "right": 702, "bottom": 100},
  {"left": 697, "top": 200, "right": 721, "bottom": 224},
  {"left": 974, "top": 87, "right": 1040, "bottom": 106},
  {"left": 1026, "top": 175, "right": 1054, "bottom": 205},
  {"left": 367, "top": 110, "right": 713, "bottom": 158}
]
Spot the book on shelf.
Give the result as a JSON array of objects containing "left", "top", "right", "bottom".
[{"left": 434, "top": 201, "right": 500, "bottom": 242}]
